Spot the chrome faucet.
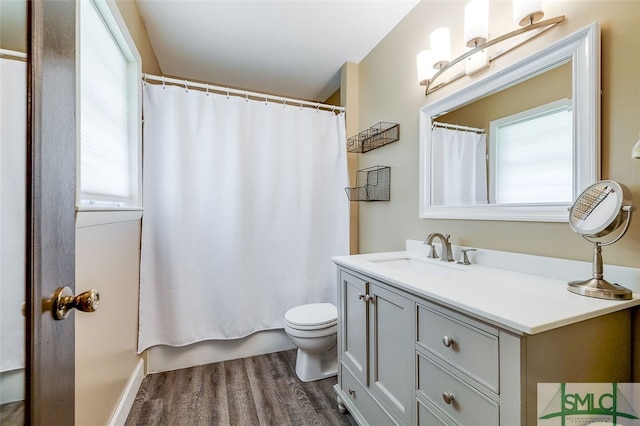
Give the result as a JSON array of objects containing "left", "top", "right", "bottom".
[{"left": 424, "top": 233, "right": 454, "bottom": 262}]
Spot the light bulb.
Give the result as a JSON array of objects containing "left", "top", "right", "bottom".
[
  {"left": 417, "top": 50, "right": 437, "bottom": 85},
  {"left": 464, "top": 0, "right": 489, "bottom": 47},
  {"left": 430, "top": 27, "right": 451, "bottom": 68},
  {"left": 513, "top": 0, "right": 544, "bottom": 26}
]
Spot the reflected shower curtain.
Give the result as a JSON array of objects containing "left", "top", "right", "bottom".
[
  {"left": 1, "top": 58, "right": 26, "bottom": 373},
  {"left": 430, "top": 126, "right": 488, "bottom": 205},
  {"left": 138, "top": 83, "right": 349, "bottom": 352}
]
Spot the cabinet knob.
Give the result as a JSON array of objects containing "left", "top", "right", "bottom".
[
  {"left": 348, "top": 388, "right": 356, "bottom": 397},
  {"left": 358, "top": 293, "right": 373, "bottom": 303},
  {"left": 442, "top": 335, "right": 454, "bottom": 347},
  {"left": 442, "top": 392, "right": 455, "bottom": 405}
]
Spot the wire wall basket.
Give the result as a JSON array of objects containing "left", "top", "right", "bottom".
[
  {"left": 345, "top": 166, "right": 390, "bottom": 201},
  {"left": 347, "top": 122, "right": 400, "bottom": 153}
]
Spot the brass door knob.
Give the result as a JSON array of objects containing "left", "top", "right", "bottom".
[{"left": 51, "top": 286, "right": 100, "bottom": 320}]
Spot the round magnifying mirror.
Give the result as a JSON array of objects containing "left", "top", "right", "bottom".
[
  {"left": 569, "top": 180, "right": 632, "bottom": 237},
  {"left": 568, "top": 180, "right": 634, "bottom": 300}
]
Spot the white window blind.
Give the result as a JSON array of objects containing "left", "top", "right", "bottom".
[
  {"left": 80, "top": 0, "right": 139, "bottom": 207},
  {"left": 490, "top": 99, "right": 573, "bottom": 204}
]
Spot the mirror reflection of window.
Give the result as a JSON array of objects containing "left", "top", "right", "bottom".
[{"left": 489, "top": 99, "right": 573, "bottom": 204}]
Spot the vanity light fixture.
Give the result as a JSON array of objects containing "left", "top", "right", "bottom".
[{"left": 417, "top": 0, "right": 565, "bottom": 95}]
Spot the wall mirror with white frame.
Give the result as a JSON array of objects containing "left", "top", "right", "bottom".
[{"left": 419, "top": 22, "right": 600, "bottom": 222}]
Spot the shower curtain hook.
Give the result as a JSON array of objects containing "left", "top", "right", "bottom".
[
  {"left": 226, "top": 88, "right": 230, "bottom": 99},
  {"left": 184, "top": 80, "right": 189, "bottom": 93},
  {"left": 265, "top": 96, "right": 268, "bottom": 106},
  {"left": 315, "top": 103, "right": 320, "bottom": 113},
  {"left": 282, "top": 98, "right": 287, "bottom": 108},
  {"left": 245, "top": 91, "right": 249, "bottom": 102},
  {"left": 205, "top": 84, "right": 209, "bottom": 96},
  {"left": 299, "top": 101, "right": 303, "bottom": 110},
  {"left": 143, "top": 73, "right": 147, "bottom": 86},
  {"left": 161, "top": 76, "right": 165, "bottom": 89}
]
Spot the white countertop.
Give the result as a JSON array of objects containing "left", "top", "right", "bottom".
[{"left": 332, "top": 240, "right": 640, "bottom": 335}]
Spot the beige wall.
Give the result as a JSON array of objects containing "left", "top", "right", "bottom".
[
  {"left": 355, "top": 0, "right": 640, "bottom": 267},
  {"left": 116, "top": 0, "right": 162, "bottom": 75},
  {"left": 0, "top": 0, "right": 26, "bottom": 52},
  {"left": 440, "top": 61, "right": 572, "bottom": 133},
  {"left": 75, "top": 218, "right": 142, "bottom": 425}
]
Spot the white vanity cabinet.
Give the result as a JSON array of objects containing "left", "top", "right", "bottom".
[
  {"left": 336, "top": 269, "right": 415, "bottom": 425},
  {"left": 334, "top": 264, "right": 633, "bottom": 426}
]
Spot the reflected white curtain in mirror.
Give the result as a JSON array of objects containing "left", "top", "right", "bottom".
[
  {"left": 430, "top": 126, "right": 487, "bottom": 205},
  {"left": 138, "top": 83, "right": 349, "bottom": 351},
  {"left": 1, "top": 58, "right": 26, "bottom": 373}
]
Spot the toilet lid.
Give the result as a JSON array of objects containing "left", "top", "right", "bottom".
[{"left": 284, "top": 303, "right": 337, "bottom": 328}]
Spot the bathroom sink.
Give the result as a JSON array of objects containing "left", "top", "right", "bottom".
[{"left": 368, "top": 257, "right": 463, "bottom": 276}]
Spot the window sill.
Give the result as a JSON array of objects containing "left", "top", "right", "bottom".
[{"left": 76, "top": 207, "right": 143, "bottom": 228}]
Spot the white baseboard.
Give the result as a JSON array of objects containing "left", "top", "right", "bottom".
[
  {"left": 108, "top": 358, "right": 145, "bottom": 426},
  {"left": 146, "top": 329, "right": 295, "bottom": 373},
  {"left": 0, "top": 368, "right": 24, "bottom": 405}
]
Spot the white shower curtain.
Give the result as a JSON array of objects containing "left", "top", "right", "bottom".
[
  {"left": 138, "top": 83, "right": 349, "bottom": 352},
  {"left": 430, "top": 126, "right": 488, "bottom": 205}
]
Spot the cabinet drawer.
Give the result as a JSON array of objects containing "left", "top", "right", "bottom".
[
  {"left": 417, "top": 305, "right": 499, "bottom": 392},
  {"left": 417, "top": 398, "right": 453, "bottom": 426},
  {"left": 417, "top": 353, "right": 498, "bottom": 426},
  {"left": 340, "top": 364, "right": 395, "bottom": 426}
]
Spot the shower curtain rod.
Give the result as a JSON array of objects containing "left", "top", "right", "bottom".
[
  {"left": 143, "top": 74, "right": 345, "bottom": 113},
  {"left": 432, "top": 121, "right": 485, "bottom": 134}
]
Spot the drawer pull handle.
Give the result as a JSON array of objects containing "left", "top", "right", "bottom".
[
  {"left": 442, "top": 336, "right": 454, "bottom": 347},
  {"left": 348, "top": 388, "right": 356, "bottom": 396},
  {"left": 442, "top": 392, "right": 455, "bottom": 405}
]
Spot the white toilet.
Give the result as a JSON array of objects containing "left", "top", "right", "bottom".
[{"left": 284, "top": 303, "right": 338, "bottom": 382}]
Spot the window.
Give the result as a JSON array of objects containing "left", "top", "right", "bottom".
[
  {"left": 78, "top": 0, "right": 141, "bottom": 209},
  {"left": 489, "top": 99, "right": 573, "bottom": 205}
]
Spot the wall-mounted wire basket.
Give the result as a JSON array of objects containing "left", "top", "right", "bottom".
[
  {"left": 347, "top": 122, "right": 400, "bottom": 153},
  {"left": 345, "top": 166, "right": 390, "bottom": 201}
]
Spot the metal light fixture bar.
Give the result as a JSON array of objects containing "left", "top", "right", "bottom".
[{"left": 422, "top": 15, "right": 565, "bottom": 95}]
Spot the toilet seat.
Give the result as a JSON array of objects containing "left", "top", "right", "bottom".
[{"left": 284, "top": 303, "right": 337, "bottom": 331}]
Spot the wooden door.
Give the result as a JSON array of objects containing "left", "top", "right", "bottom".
[{"left": 25, "top": 0, "right": 77, "bottom": 424}]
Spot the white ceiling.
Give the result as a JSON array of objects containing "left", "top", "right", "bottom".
[{"left": 136, "top": 0, "right": 420, "bottom": 102}]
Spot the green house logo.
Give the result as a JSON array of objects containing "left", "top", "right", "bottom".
[{"left": 539, "top": 383, "right": 639, "bottom": 425}]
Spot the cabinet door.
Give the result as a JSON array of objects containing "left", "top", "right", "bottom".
[
  {"left": 339, "top": 271, "right": 368, "bottom": 385},
  {"left": 369, "top": 283, "right": 415, "bottom": 425}
]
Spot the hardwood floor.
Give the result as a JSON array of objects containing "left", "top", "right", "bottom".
[
  {"left": 126, "top": 349, "right": 353, "bottom": 426},
  {"left": 0, "top": 401, "right": 24, "bottom": 425}
]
